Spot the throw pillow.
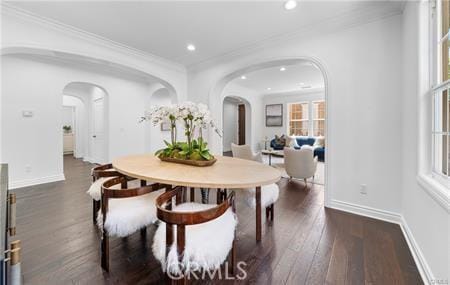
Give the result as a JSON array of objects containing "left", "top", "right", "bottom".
[
  {"left": 301, "top": 145, "right": 314, "bottom": 151},
  {"left": 286, "top": 135, "right": 299, "bottom": 148},
  {"left": 274, "top": 135, "right": 286, "bottom": 147},
  {"left": 314, "top": 136, "right": 325, "bottom": 148}
]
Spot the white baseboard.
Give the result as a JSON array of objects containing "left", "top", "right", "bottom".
[
  {"left": 83, "top": 157, "right": 95, "bottom": 163},
  {"left": 9, "top": 173, "right": 66, "bottom": 189},
  {"left": 399, "top": 216, "right": 434, "bottom": 285},
  {"left": 328, "top": 199, "right": 402, "bottom": 224},
  {"left": 328, "top": 199, "right": 432, "bottom": 285}
]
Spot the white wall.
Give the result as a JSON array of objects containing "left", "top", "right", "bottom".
[
  {"left": 222, "top": 99, "right": 238, "bottom": 152},
  {"left": 1, "top": 8, "right": 187, "bottom": 187},
  {"left": 401, "top": 2, "right": 449, "bottom": 282},
  {"left": 1, "top": 55, "right": 175, "bottom": 188},
  {"left": 188, "top": 15, "right": 403, "bottom": 215},
  {"left": 146, "top": 87, "right": 175, "bottom": 153},
  {"left": 262, "top": 89, "right": 324, "bottom": 140}
]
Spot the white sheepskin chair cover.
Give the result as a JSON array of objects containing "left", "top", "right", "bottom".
[
  {"left": 87, "top": 177, "right": 141, "bottom": 201},
  {"left": 97, "top": 189, "right": 164, "bottom": 237},
  {"left": 87, "top": 177, "right": 109, "bottom": 201},
  {"left": 244, "top": 183, "right": 280, "bottom": 209},
  {"left": 152, "top": 202, "right": 237, "bottom": 275}
]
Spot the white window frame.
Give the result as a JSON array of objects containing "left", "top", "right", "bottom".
[
  {"left": 419, "top": 0, "right": 450, "bottom": 210},
  {"left": 312, "top": 100, "right": 325, "bottom": 137},
  {"left": 430, "top": 0, "right": 449, "bottom": 186},
  {"left": 288, "top": 102, "right": 309, "bottom": 136}
]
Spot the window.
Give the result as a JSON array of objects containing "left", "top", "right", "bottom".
[
  {"left": 431, "top": 0, "right": 449, "bottom": 182},
  {"left": 312, "top": 101, "right": 325, "bottom": 136},
  {"left": 288, "top": 102, "right": 309, "bottom": 136}
]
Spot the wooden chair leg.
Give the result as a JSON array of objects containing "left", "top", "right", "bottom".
[
  {"left": 93, "top": 200, "right": 100, "bottom": 224},
  {"left": 182, "top": 187, "right": 187, "bottom": 202},
  {"left": 190, "top": 187, "right": 195, "bottom": 202},
  {"left": 176, "top": 189, "right": 182, "bottom": 205},
  {"left": 140, "top": 227, "right": 147, "bottom": 238},
  {"left": 201, "top": 188, "right": 210, "bottom": 204},
  {"left": 101, "top": 231, "right": 109, "bottom": 272},
  {"left": 216, "top": 188, "right": 222, "bottom": 204},
  {"left": 222, "top": 189, "right": 227, "bottom": 201},
  {"left": 228, "top": 238, "right": 236, "bottom": 276}
]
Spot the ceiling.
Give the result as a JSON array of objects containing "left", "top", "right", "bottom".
[
  {"left": 231, "top": 62, "right": 324, "bottom": 94},
  {"left": 6, "top": 1, "right": 404, "bottom": 67}
]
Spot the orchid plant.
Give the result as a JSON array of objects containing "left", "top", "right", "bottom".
[{"left": 140, "top": 102, "right": 222, "bottom": 161}]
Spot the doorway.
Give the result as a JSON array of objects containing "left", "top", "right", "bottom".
[
  {"left": 222, "top": 96, "right": 251, "bottom": 155},
  {"left": 238, "top": 104, "right": 246, "bottom": 145},
  {"left": 62, "top": 82, "right": 108, "bottom": 167},
  {"left": 214, "top": 58, "right": 328, "bottom": 203},
  {"left": 92, "top": 96, "right": 105, "bottom": 163}
]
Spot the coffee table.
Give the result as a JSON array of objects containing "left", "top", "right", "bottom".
[{"left": 261, "top": 149, "right": 284, "bottom": 165}]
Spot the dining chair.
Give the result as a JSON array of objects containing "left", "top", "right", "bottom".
[
  {"left": 231, "top": 143, "right": 263, "bottom": 162},
  {"left": 89, "top": 164, "right": 148, "bottom": 223},
  {"left": 243, "top": 183, "right": 279, "bottom": 221},
  {"left": 152, "top": 186, "right": 237, "bottom": 282},
  {"left": 98, "top": 176, "right": 165, "bottom": 272}
]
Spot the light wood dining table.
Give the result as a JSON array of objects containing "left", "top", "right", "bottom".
[{"left": 113, "top": 154, "right": 281, "bottom": 242}]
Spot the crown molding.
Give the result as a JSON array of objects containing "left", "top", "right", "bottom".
[
  {"left": 187, "top": 4, "right": 404, "bottom": 72},
  {"left": 1, "top": 3, "right": 186, "bottom": 74},
  {"left": 1, "top": 2, "right": 404, "bottom": 75},
  {"left": 263, "top": 88, "right": 325, "bottom": 99}
]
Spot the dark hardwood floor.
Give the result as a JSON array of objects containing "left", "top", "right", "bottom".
[{"left": 12, "top": 156, "right": 422, "bottom": 284}]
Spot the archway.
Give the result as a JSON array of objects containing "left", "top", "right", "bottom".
[
  {"left": 62, "top": 82, "right": 109, "bottom": 165},
  {"left": 145, "top": 83, "right": 178, "bottom": 153},
  {"left": 1, "top": 49, "right": 180, "bottom": 188},
  {"left": 210, "top": 57, "right": 330, "bottom": 205},
  {"left": 222, "top": 95, "right": 252, "bottom": 154},
  {"left": 62, "top": 95, "right": 85, "bottom": 159},
  {"left": 1, "top": 46, "right": 180, "bottom": 102}
]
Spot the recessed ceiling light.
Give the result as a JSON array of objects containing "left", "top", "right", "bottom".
[
  {"left": 284, "top": 0, "right": 297, "bottom": 10},
  {"left": 267, "top": 87, "right": 272, "bottom": 91},
  {"left": 241, "top": 75, "right": 247, "bottom": 80},
  {"left": 299, "top": 82, "right": 305, "bottom": 85},
  {"left": 280, "top": 67, "right": 286, "bottom": 71},
  {"left": 186, "top": 44, "right": 196, "bottom": 51}
]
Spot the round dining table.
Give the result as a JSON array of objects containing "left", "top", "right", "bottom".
[{"left": 113, "top": 154, "right": 281, "bottom": 242}]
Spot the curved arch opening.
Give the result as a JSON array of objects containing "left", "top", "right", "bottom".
[
  {"left": 62, "top": 82, "right": 109, "bottom": 165},
  {"left": 210, "top": 57, "right": 329, "bottom": 205},
  {"left": 222, "top": 95, "right": 252, "bottom": 153},
  {"left": 2, "top": 49, "right": 181, "bottom": 188},
  {"left": 2, "top": 46, "right": 179, "bottom": 100},
  {"left": 145, "top": 85, "right": 178, "bottom": 153}
]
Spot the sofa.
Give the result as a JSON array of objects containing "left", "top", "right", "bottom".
[{"left": 270, "top": 135, "right": 325, "bottom": 162}]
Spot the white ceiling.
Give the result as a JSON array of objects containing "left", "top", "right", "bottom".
[
  {"left": 7, "top": 1, "right": 404, "bottom": 67},
  {"left": 231, "top": 62, "right": 324, "bottom": 94}
]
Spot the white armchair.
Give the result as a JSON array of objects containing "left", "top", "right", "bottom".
[
  {"left": 284, "top": 147, "right": 318, "bottom": 185},
  {"left": 231, "top": 143, "right": 263, "bottom": 162}
]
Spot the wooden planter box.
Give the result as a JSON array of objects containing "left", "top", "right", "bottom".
[{"left": 159, "top": 156, "right": 217, "bottom": 167}]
